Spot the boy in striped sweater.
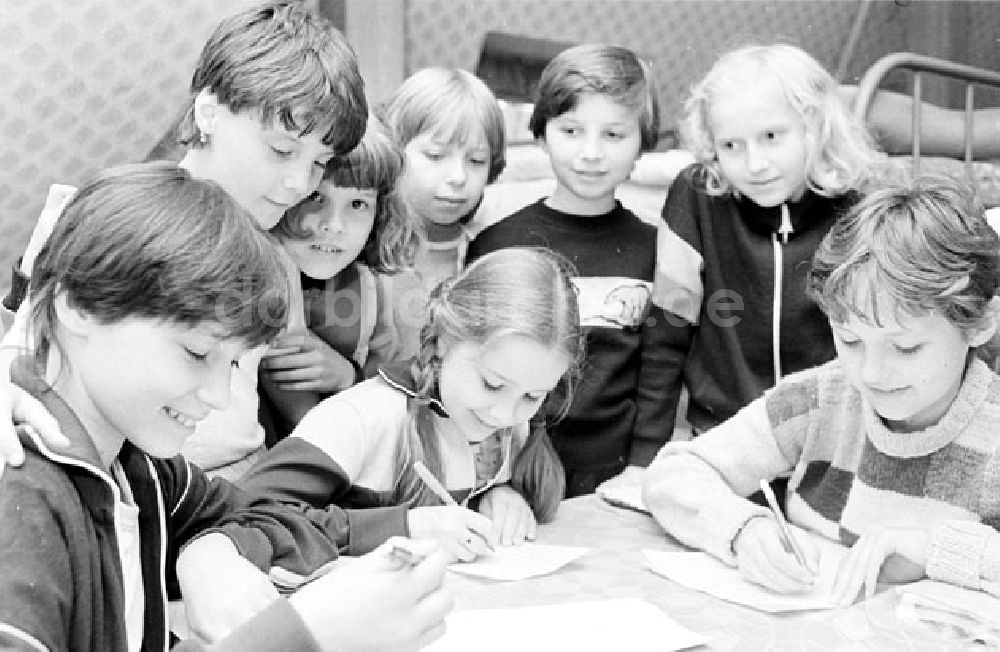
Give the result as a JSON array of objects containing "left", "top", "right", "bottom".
[{"left": 644, "top": 174, "right": 1000, "bottom": 605}]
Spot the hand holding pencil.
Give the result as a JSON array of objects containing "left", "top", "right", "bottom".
[
  {"left": 406, "top": 461, "right": 498, "bottom": 562},
  {"left": 731, "top": 480, "right": 820, "bottom": 594}
]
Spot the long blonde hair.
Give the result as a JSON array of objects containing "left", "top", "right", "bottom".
[
  {"left": 682, "top": 43, "right": 883, "bottom": 197},
  {"left": 392, "top": 247, "right": 583, "bottom": 521}
]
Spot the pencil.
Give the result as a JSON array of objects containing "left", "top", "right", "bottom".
[
  {"left": 758, "top": 479, "right": 810, "bottom": 571},
  {"left": 412, "top": 460, "right": 494, "bottom": 552},
  {"left": 413, "top": 460, "right": 459, "bottom": 506}
]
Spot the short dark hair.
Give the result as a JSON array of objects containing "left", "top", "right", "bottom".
[
  {"left": 529, "top": 44, "right": 660, "bottom": 152},
  {"left": 30, "top": 161, "right": 289, "bottom": 366},
  {"left": 178, "top": 0, "right": 367, "bottom": 156}
]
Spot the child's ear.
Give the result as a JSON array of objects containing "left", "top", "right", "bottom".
[
  {"left": 52, "top": 292, "right": 95, "bottom": 339},
  {"left": 969, "top": 296, "right": 1000, "bottom": 348},
  {"left": 193, "top": 89, "right": 222, "bottom": 138}
]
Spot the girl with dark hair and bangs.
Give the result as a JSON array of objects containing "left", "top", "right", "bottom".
[{"left": 260, "top": 113, "right": 422, "bottom": 440}]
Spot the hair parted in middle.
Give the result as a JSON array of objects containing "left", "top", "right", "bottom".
[
  {"left": 274, "top": 112, "right": 422, "bottom": 273},
  {"left": 529, "top": 43, "right": 661, "bottom": 152},
  {"left": 392, "top": 246, "right": 584, "bottom": 521},
  {"left": 28, "top": 161, "right": 290, "bottom": 373},
  {"left": 382, "top": 67, "right": 507, "bottom": 184},
  {"left": 808, "top": 171, "right": 1000, "bottom": 335},
  {"left": 178, "top": 0, "right": 368, "bottom": 156},
  {"left": 681, "top": 43, "right": 883, "bottom": 198}
]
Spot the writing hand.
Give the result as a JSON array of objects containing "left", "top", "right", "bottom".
[
  {"left": 290, "top": 537, "right": 452, "bottom": 652},
  {"left": 407, "top": 505, "right": 498, "bottom": 562},
  {"left": 261, "top": 330, "right": 356, "bottom": 393},
  {"left": 733, "top": 516, "right": 819, "bottom": 593}
]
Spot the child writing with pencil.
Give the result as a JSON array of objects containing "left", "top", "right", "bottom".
[
  {"left": 643, "top": 173, "right": 1000, "bottom": 605},
  {"left": 237, "top": 247, "right": 583, "bottom": 561},
  {"left": 0, "top": 162, "right": 452, "bottom": 652},
  {"left": 654, "top": 44, "right": 884, "bottom": 440},
  {"left": 259, "top": 113, "right": 421, "bottom": 440}
]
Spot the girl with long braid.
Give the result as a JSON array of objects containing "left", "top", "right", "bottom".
[{"left": 236, "top": 247, "right": 584, "bottom": 561}]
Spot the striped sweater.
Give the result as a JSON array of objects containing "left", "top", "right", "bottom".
[{"left": 644, "top": 357, "right": 1000, "bottom": 590}]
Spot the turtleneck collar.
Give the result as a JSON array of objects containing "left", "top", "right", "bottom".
[{"left": 864, "top": 356, "right": 992, "bottom": 458}]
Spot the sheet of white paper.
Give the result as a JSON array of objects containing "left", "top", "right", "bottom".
[
  {"left": 897, "top": 579, "right": 1000, "bottom": 624},
  {"left": 643, "top": 536, "right": 849, "bottom": 613},
  {"left": 448, "top": 543, "right": 589, "bottom": 581},
  {"left": 423, "top": 597, "right": 708, "bottom": 652}
]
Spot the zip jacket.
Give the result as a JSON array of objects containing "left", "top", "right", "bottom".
[{"left": 653, "top": 164, "right": 856, "bottom": 433}]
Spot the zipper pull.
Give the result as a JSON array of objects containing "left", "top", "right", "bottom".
[{"left": 778, "top": 204, "right": 793, "bottom": 245}]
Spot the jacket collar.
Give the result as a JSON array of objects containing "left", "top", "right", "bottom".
[
  {"left": 377, "top": 359, "right": 449, "bottom": 418},
  {"left": 10, "top": 355, "right": 113, "bottom": 475},
  {"left": 735, "top": 190, "right": 823, "bottom": 236}
]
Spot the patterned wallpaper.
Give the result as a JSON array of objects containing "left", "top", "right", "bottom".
[
  {"left": 2, "top": 0, "right": 1000, "bottom": 301},
  {"left": 0, "top": 0, "right": 267, "bottom": 299},
  {"left": 406, "top": 0, "right": 911, "bottom": 132}
]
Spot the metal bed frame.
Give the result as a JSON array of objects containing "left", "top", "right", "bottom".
[{"left": 852, "top": 52, "right": 1000, "bottom": 179}]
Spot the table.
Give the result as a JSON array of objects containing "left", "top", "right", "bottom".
[{"left": 444, "top": 495, "right": 966, "bottom": 651}]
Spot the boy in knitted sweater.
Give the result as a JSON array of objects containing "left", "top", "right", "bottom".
[{"left": 644, "top": 174, "right": 1000, "bottom": 605}]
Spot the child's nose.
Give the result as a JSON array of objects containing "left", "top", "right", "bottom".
[
  {"left": 196, "top": 363, "right": 233, "bottom": 412},
  {"left": 285, "top": 161, "right": 316, "bottom": 196},
  {"left": 446, "top": 157, "right": 468, "bottom": 185},
  {"left": 320, "top": 210, "right": 345, "bottom": 234},
  {"left": 744, "top": 143, "right": 768, "bottom": 174},
  {"left": 859, "top": 349, "right": 892, "bottom": 387},
  {"left": 580, "top": 133, "right": 603, "bottom": 160},
  {"left": 487, "top": 396, "right": 520, "bottom": 427}
]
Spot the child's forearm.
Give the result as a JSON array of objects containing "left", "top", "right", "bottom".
[{"left": 643, "top": 445, "right": 771, "bottom": 564}]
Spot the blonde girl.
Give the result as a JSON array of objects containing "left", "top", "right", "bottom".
[
  {"left": 372, "top": 67, "right": 507, "bottom": 367},
  {"left": 654, "top": 43, "right": 885, "bottom": 438},
  {"left": 240, "top": 247, "right": 583, "bottom": 561}
]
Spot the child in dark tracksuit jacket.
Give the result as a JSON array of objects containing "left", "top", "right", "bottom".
[
  {"left": 0, "top": 163, "right": 449, "bottom": 652},
  {"left": 653, "top": 44, "right": 884, "bottom": 436}
]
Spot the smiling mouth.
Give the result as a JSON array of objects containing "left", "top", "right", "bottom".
[
  {"left": 870, "top": 386, "right": 907, "bottom": 396},
  {"left": 164, "top": 406, "right": 199, "bottom": 430},
  {"left": 310, "top": 243, "right": 342, "bottom": 254},
  {"left": 472, "top": 412, "right": 501, "bottom": 431}
]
